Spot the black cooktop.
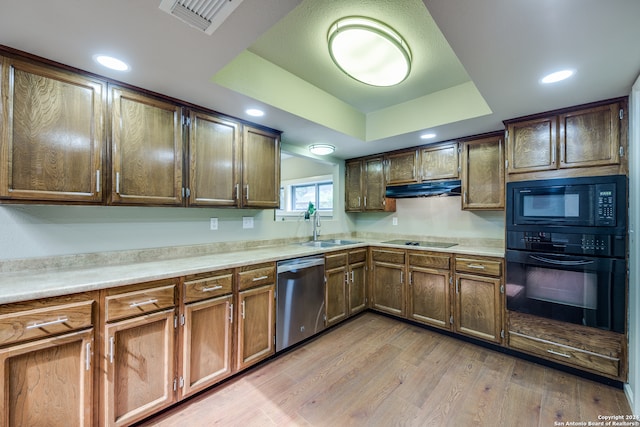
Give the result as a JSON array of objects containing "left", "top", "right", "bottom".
[{"left": 382, "top": 239, "right": 458, "bottom": 248}]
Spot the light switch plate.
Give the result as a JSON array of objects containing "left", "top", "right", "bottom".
[
  {"left": 210, "top": 218, "right": 218, "bottom": 230},
  {"left": 243, "top": 216, "right": 254, "bottom": 229},
  {"left": 392, "top": 217, "right": 398, "bottom": 226}
]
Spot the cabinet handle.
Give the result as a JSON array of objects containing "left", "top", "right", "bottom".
[
  {"left": 252, "top": 275, "right": 269, "bottom": 282},
  {"left": 116, "top": 172, "right": 120, "bottom": 194},
  {"left": 463, "top": 191, "right": 467, "bottom": 204},
  {"left": 241, "top": 301, "right": 246, "bottom": 319},
  {"left": 245, "top": 185, "right": 249, "bottom": 200},
  {"left": 109, "top": 336, "right": 115, "bottom": 364},
  {"left": 364, "top": 196, "right": 367, "bottom": 207},
  {"left": 456, "top": 278, "right": 460, "bottom": 294},
  {"left": 85, "top": 342, "right": 91, "bottom": 371},
  {"left": 235, "top": 183, "right": 239, "bottom": 200},
  {"left": 400, "top": 271, "right": 404, "bottom": 284},
  {"left": 466, "top": 264, "right": 486, "bottom": 270},
  {"left": 547, "top": 349, "right": 571, "bottom": 358},
  {"left": 129, "top": 298, "right": 158, "bottom": 308},
  {"left": 358, "top": 196, "right": 361, "bottom": 207},
  {"left": 26, "top": 317, "right": 68, "bottom": 330},
  {"left": 96, "top": 170, "right": 101, "bottom": 193},
  {"left": 345, "top": 271, "right": 349, "bottom": 284},
  {"left": 351, "top": 271, "right": 354, "bottom": 283},
  {"left": 551, "top": 147, "right": 556, "bottom": 164},
  {"left": 202, "top": 285, "right": 223, "bottom": 292},
  {"left": 409, "top": 272, "right": 413, "bottom": 286},
  {"left": 229, "top": 302, "right": 233, "bottom": 323}
]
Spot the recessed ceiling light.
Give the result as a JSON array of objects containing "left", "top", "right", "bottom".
[
  {"left": 246, "top": 108, "right": 265, "bottom": 117},
  {"left": 541, "top": 69, "right": 574, "bottom": 84},
  {"left": 94, "top": 55, "right": 129, "bottom": 71},
  {"left": 309, "top": 144, "right": 335, "bottom": 155},
  {"left": 420, "top": 133, "right": 436, "bottom": 140},
  {"left": 328, "top": 16, "right": 412, "bottom": 87}
]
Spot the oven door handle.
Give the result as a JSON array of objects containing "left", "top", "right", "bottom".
[{"left": 529, "top": 255, "right": 595, "bottom": 266}]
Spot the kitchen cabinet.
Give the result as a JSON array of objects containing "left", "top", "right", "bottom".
[
  {"left": 236, "top": 263, "right": 276, "bottom": 370},
  {"left": 187, "top": 110, "right": 240, "bottom": 207},
  {"left": 453, "top": 256, "right": 503, "bottom": 344},
  {"left": 385, "top": 149, "right": 419, "bottom": 185},
  {"left": 0, "top": 56, "right": 105, "bottom": 203},
  {"left": 508, "top": 311, "right": 626, "bottom": 380},
  {"left": 505, "top": 98, "right": 627, "bottom": 180},
  {"left": 419, "top": 142, "right": 459, "bottom": 181},
  {"left": 241, "top": 126, "right": 281, "bottom": 208},
  {"left": 102, "top": 280, "right": 178, "bottom": 427},
  {"left": 109, "top": 86, "right": 183, "bottom": 206},
  {"left": 345, "top": 157, "right": 396, "bottom": 212},
  {"left": 179, "top": 269, "right": 234, "bottom": 398},
  {"left": 347, "top": 248, "right": 367, "bottom": 315},
  {"left": 0, "top": 293, "right": 96, "bottom": 427},
  {"left": 407, "top": 251, "right": 452, "bottom": 331},
  {"left": 370, "top": 248, "right": 406, "bottom": 317},
  {"left": 460, "top": 133, "right": 505, "bottom": 210},
  {"left": 325, "top": 251, "right": 348, "bottom": 326}
]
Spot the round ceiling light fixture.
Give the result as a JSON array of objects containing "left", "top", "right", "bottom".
[
  {"left": 541, "top": 69, "right": 574, "bottom": 84},
  {"left": 94, "top": 54, "right": 129, "bottom": 71},
  {"left": 309, "top": 144, "right": 335, "bottom": 156},
  {"left": 327, "top": 16, "right": 412, "bottom": 87},
  {"left": 246, "top": 108, "right": 265, "bottom": 117}
]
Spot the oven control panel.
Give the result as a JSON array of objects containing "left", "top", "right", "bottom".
[
  {"left": 595, "top": 183, "right": 616, "bottom": 226},
  {"left": 508, "top": 231, "right": 625, "bottom": 257}
]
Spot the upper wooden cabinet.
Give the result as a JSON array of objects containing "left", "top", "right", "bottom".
[
  {"left": 109, "top": 86, "right": 183, "bottom": 206},
  {"left": 505, "top": 98, "right": 627, "bottom": 180},
  {"left": 0, "top": 56, "right": 105, "bottom": 203},
  {"left": 386, "top": 149, "right": 419, "bottom": 185},
  {"left": 345, "top": 157, "right": 395, "bottom": 212},
  {"left": 460, "top": 133, "right": 505, "bottom": 210},
  {"left": 419, "top": 142, "right": 459, "bottom": 181},
  {"left": 241, "top": 126, "right": 280, "bottom": 208}
]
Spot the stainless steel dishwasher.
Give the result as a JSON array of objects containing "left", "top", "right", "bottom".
[{"left": 276, "top": 255, "right": 326, "bottom": 352}]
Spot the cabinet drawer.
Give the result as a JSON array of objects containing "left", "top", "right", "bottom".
[
  {"left": 184, "top": 270, "right": 233, "bottom": 303},
  {"left": 509, "top": 331, "right": 619, "bottom": 378},
  {"left": 349, "top": 249, "right": 367, "bottom": 264},
  {"left": 409, "top": 252, "right": 450, "bottom": 270},
  {"left": 372, "top": 249, "right": 405, "bottom": 264},
  {"left": 238, "top": 263, "right": 276, "bottom": 291},
  {"left": 325, "top": 252, "right": 348, "bottom": 270},
  {"left": 0, "top": 300, "right": 93, "bottom": 346},
  {"left": 455, "top": 257, "right": 502, "bottom": 276},
  {"left": 105, "top": 285, "right": 176, "bottom": 322}
]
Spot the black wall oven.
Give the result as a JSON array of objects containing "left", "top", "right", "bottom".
[{"left": 505, "top": 175, "right": 627, "bottom": 333}]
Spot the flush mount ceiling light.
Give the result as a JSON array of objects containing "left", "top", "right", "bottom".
[
  {"left": 245, "top": 108, "right": 264, "bottom": 117},
  {"left": 420, "top": 133, "right": 436, "bottom": 140},
  {"left": 309, "top": 144, "right": 335, "bottom": 155},
  {"left": 327, "top": 16, "right": 412, "bottom": 87},
  {"left": 93, "top": 55, "right": 129, "bottom": 71},
  {"left": 541, "top": 69, "right": 574, "bottom": 84}
]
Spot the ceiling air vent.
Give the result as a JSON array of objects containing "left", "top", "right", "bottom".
[{"left": 159, "top": 0, "right": 244, "bottom": 35}]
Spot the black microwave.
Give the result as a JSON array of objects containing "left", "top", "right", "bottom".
[{"left": 506, "top": 175, "right": 627, "bottom": 232}]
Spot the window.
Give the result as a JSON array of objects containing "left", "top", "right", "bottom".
[{"left": 291, "top": 181, "right": 333, "bottom": 211}]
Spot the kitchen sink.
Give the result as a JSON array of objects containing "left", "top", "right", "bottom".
[
  {"left": 318, "top": 239, "right": 361, "bottom": 245},
  {"left": 298, "top": 239, "right": 362, "bottom": 248}
]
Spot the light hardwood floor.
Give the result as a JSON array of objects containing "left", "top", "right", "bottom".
[{"left": 139, "top": 312, "right": 632, "bottom": 427}]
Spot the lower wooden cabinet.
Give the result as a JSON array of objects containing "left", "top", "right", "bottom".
[
  {"left": 370, "top": 248, "right": 406, "bottom": 316},
  {"left": 408, "top": 254, "right": 452, "bottom": 331},
  {"left": 325, "top": 252, "right": 348, "bottom": 326},
  {"left": 236, "top": 284, "right": 275, "bottom": 371},
  {"left": 347, "top": 249, "right": 367, "bottom": 315}
]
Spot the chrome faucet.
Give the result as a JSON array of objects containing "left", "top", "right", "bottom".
[{"left": 312, "top": 210, "right": 321, "bottom": 241}]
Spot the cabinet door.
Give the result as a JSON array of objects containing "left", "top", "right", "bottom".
[
  {"left": 188, "top": 111, "right": 239, "bottom": 207},
  {"left": 363, "top": 157, "right": 386, "bottom": 211},
  {"left": 348, "top": 260, "right": 367, "bottom": 315},
  {"left": 242, "top": 126, "right": 280, "bottom": 208},
  {"left": 181, "top": 295, "right": 233, "bottom": 398},
  {"left": 103, "top": 308, "right": 176, "bottom": 427},
  {"left": 386, "top": 150, "right": 419, "bottom": 185},
  {"left": 0, "top": 329, "right": 93, "bottom": 427},
  {"left": 409, "top": 266, "right": 451, "bottom": 331},
  {"left": 110, "top": 86, "right": 183, "bottom": 206},
  {"left": 460, "top": 134, "right": 504, "bottom": 210},
  {"left": 326, "top": 265, "right": 348, "bottom": 326},
  {"left": 371, "top": 261, "right": 405, "bottom": 317},
  {"left": 345, "top": 160, "right": 363, "bottom": 211},
  {"left": 419, "top": 143, "right": 459, "bottom": 180},
  {"left": 236, "top": 284, "right": 275, "bottom": 371},
  {"left": 0, "top": 57, "right": 105, "bottom": 202},
  {"left": 506, "top": 116, "right": 556, "bottom": 174},
  {"left": 454, "top": 274, "right": 502, "bottom": 344},
  {"left": 559, "top": 103, "right": 621, "bottom": 169}
]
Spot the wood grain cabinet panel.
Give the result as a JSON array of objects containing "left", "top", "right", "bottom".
[
  {"left": 183, "top": 269, "right": 234, "bottom": 303},
  {"left": 348, "top": 249, "right": 367, "bottom": 315},
  {"left": 454, "top": 273, "right": 502, "bottom": 343},
  {"left": 0, "top": 56, "right": 105, "bottom": 203},
  {"left": 325, "top": 252, "right": 348, "bottom": 326},
  {"left": 506, "top": 116, "right": 556, "bottom": 174},
  {"left": 371, "top": 249, "right": 406, "bottom": 316},
  {"left": 109, "top": 86, "right": 183, "bottom": 206},
  {"left": 460, "top": 133, "right": 505, "bottom": 210},
  {"left": 419, "top": 142, "right": 459, "bottom": 180},
  {"left": 345, "top": 159, "right": 363, "bottom": 211},
  {"left": 386, "top": 149, "right": 419, "bottom": 185},
  {"left": 344, "top": 157, "right": 395, "bottom": 212},
  {"left": 408, "top": 266, "right": 451, "bottom": 330},
  {"left": 236, "top": 284, "right": 275, "bottom": 371},
  {"left": 241, "top": 126, "right": 280, "bottom": 208}
]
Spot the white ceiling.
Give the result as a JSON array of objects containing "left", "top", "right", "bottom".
[{"left": 1, "top": 0, "right": 639, "bottom": 159}]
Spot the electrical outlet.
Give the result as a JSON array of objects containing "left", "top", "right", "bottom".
[
  {"left": 210, "top": 218, "right": 218, "bottom": 230},
  {"left": 243, "top": 216, "right": 254, "bottom": 229},
  {"left": 392, "top": 217, "right": 398, "bottom": 226}
]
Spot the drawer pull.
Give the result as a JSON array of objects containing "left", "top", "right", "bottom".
[
  {"left": 547, "top": 349, "right": 571, "bottom": 358},
  {"left": 26, "top": 317, "right": 69, "bottom": 330},
  {"left": 252, "top": 275, "right": 269, "bottom": 282},
  {"left": 129, "top": 298, "right": 158, "bottom": 308},
  {"left": 202, "top": 285, "right": 223, "bottom": 292},
  {"left": 466, "top": 264, "right": 486, "bottom": 270},
  {"left": 109, "top": 337, "right": 115, "bottom": 364},
  {"left": 85, "top": 342, "right": 91, "bottom": 371}
]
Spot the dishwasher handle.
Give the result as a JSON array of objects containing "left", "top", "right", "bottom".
[{"left": 277, "top": 256, "right": 325, "bottom": 274}]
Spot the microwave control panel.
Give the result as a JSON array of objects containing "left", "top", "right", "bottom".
[{"left": 595, "top": 183, "right": 616, "bottom": 226}]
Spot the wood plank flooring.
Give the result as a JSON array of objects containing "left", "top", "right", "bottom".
[{"left": 138, "top": 312, "right": 632, "bottom": 427}]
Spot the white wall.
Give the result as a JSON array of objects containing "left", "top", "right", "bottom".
[{"left": 626, "top": 75, "right": 640, "bottom": 415}]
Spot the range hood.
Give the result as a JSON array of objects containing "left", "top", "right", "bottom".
[{"left": 385, "top": 180, "right": 462, "bottom": 198}]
